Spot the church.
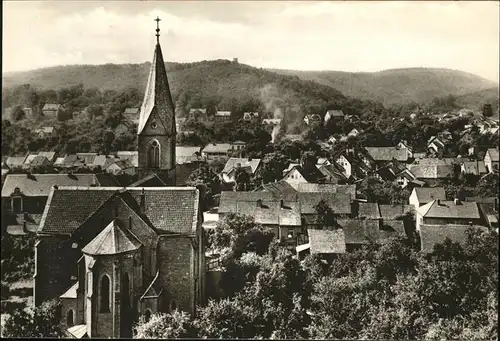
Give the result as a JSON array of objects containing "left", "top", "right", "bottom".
[{"left": 33, "top": 18, "right": 206, "bottom": 338}]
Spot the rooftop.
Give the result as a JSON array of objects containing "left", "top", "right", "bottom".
[{"left": 417, "top": 200, "right": 481, "bottom": 219}]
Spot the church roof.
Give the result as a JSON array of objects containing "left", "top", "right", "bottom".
[
  {"left": 82, "top": 219, "right": 142, "bottom": 256},
  {"left": 38, "top": 187, "right": 200, "bottom": 235},
  {"left": 137, "top": 43, "right": 175, "bottom": 135}
]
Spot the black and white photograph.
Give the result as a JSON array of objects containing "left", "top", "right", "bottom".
[{"left": 1, "top": 1, "right": 499, "bottom": 339}]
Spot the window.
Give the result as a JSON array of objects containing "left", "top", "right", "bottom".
[
  {"left": 67, "top": 310, "right": 74, "bottom": 326},
  {"left": 148, "top": 140, "right": 160, "bottom": 168},
  {"left": 144, "top": 309, "right": 152, "bottom": 322},
  {"left": 170, "top": 300, "right": 178, "bottom": 311},
  {"left": 100, "top": 274, "right": 111, "bottom": 313},
  {"left": 12, "top": 197, "right": 22, "bottom": 213},
  {"left": 151, "top": 121, "right": 157, "bottom": 129}
]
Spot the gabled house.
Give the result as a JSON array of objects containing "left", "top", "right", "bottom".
[
  {"left": 415, "top": 199, "right": 482, "bottom": 231},
  {"left": 397, "top": 141, "right": 414, "bottom": 158},
  {"left": 29, "top": 156, "right": 52, "bottom": 169},
  {"left": 104, "top": 159, "right": 136, "bottom": 176},
  {"left": 201, "top": 143, "right": 232, "bottom": 160},
  {"left": 364, "top": 146, "right": 410, "bottom": 164},
  {"left": 115, "top": 151, "right": 139, "bottom": 168},
  {"left": 406, "top": 164, "right": 454, "bottom": 186},
  {"left": 221, "top": 157, "right": 261, "bottom": 184},
  {"left": 303, "top": 114, "right": 322, "bottom": 126},
  {"left": 176, "top": 146, "right": 203, "bottom": 164},
  {"left": 335, "top": 154, "right": 353, "bottom": 178},
  {"left": 427, "top": 135, "right": 451, "bottom": 154},
  {"left": 282, "top": 165, "right": 326, "bottom": 189},
  {"left": 316, "top": 163, "right": 348, "bottom": 184},
  {"left": 460, "top": 161, "right": 487, "bottom": 176},
  {"left": 6, "top": 155, "right": 28, "bottom": 170},
  {"left": 42, "top": 104, "right": 63, "bottom": 118},
  {"left": 324, "top": 109, "right": 345, "bottom": 125},
  {"left": 34, "top": 126, "right": 57, "bottom": 138},
  {"left": 484, "top": 148, "right": 499, "bottom": 173},
  {"left": 409, "top": 187, "right": 446, "bottom": 209}
]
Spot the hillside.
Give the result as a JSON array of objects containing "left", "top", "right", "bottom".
[
  {"left": 455, "top": 87, "right": 500, "bottom": 112},
  {"left": 268, "top": 67, "right": 498, "bottom": 107}
]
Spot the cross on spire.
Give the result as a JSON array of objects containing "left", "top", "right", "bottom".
[{"left": 155, "top": 16, "right": 161, "bottom": 43}]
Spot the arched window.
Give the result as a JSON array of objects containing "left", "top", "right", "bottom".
[
  {"left": 100, "top": 274, "right": 111, "bottom": 313},
  {"left": 67, "top": 310, "right": 74, "bottom": 326},
  {"left": 144, "top": 309, "right": 152, "bottom": 322},
  {"left": 170, "top": 300, "right": 177, "bottom": 312},
  {"left": 148, "top": 140, "right": 160, "bottom": 168}
]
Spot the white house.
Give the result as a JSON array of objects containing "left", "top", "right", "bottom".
[
  {"left": 409, "top": 187, "right": 446, "bottom": 210},
  {"left": 484, "top": 148, "right": 499, "bottom": 173},
  {"left": 221, "top": 158, "right": 261, "bottom": 183},
  {"left": 335, "top": 154, "right": 352, "bottom": 178}
]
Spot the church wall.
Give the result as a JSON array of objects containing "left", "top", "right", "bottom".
[
  {"left": 156, "top": 236, "right": 194, "bottom": 315},
  {"left": 61, "top": 298, "right": 78, "bottom": 330},
  {"left": 138, "top": 135, "right": 176, "bottom": 172}
]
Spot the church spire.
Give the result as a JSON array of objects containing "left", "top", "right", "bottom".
[{"left": 137, "top": 17, "right": 176, "bottom": 184}]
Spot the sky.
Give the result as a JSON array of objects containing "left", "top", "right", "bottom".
[{"left": 2, "top": 1, "right": 499, "bottom": 82}]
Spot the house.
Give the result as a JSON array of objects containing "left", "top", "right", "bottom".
[
  {"left": 460, "top": 161, "right": 487, "bottom": 176},
  {"left": 176, "top": 146, "right": 203, "bottom": 164},
  {"left": 34, "top": 186, "right": 205, "bottom": 338},
  {"left": 42, "top": 104, "right": 63, "bottom": 118},
  {"left": 327, "top": 136, "right": 337, "bottom": 145},
  {"left": 29, "top": 156, "right": 52, "bottom": 169},
  {"left": 116, "top": 151, "right": 139, "bottom": 168},
  {"left": 409, "top": 187, "right": 446, "bottom": 209},
  {"left": 2, "top": 173, "right": 104, "bottom": 214},
  {"left": 123, "top": 107, "right": 140, "bottom": 124},
  {"left": 282, "top": 165, "right": 326, "bottom": 189},
  {"left": 364, "top": 146, "right": 410, "bottom": 164},
  {"left": 427, "top": 136, "right": 450, "bottom": 154},
  {"left": 303, "top": 114, "right": 322, "bottom": 126},
  {"left": 348, "top": 128, "right": 360, "bottom": 137},
  {"left": 419, "top": 224, "right": 488, "bottom": 253},
  {"left": 38, "top": 152, "right": 57, "bottom": 163},
  {"left": 357, "top": 202, "right": 381, "bottom": 219},
  {"left": 397, "top": 141, "right": 414, "bottom": 158},
  {"left": 316, "top": 163, "right": 348, "bottom": 184},
  {"left": 104, "top": 159, "right": 136, "bottom": 176},
  {"left": 406, "top": 164, "right": 454, "bottom": 186},
  {"left": 324, "top": 109, "right": 345, "bottom": 125},
  {"left": 201, "top": 142, "right": 246, "bottom": 160},
  {"left": 484, "top": 148, "right": 499, "bottom": 173},
  {"left": 6, "top": 156, "right": 28, "bottom": 169},
  {"left": 243, "top": 112, "right": 259, "bottom": 121},
  {"left": 22, "top": 153, "right": 39, "bottom": 169},
  {"left": 415, "top": 199, "right": 482, "bottom": 231},
  {"left": 34, "top": 126, "right": 57, "bottom": 138},
  {"left": 214, "top": 110, "right": 231, "bottom": 122},
  {"left": 221, "top": 157, "right": 261, "bottom": 184},
  {"left": 335, "top": 154, "right": 353, "bottom": 178}
]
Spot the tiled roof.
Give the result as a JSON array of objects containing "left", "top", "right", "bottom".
[
  {"left": 82, "top": 219, "right": 142, "bottom": 255},
  {"left": 39, "top": 187, "right": 199, "bottom": 235},
  {"left": 219, "top": 191, "right": 276, "bottom": 213},
  {"left": 222, "top": 158, "right": 261, "bottom": 174},
  {"left": 298, "top": 192, "right": 351, "bottom": 214},
  {"left": 202, "top": 143, "right": 232, "bottom": 154},
  {"left": 234, "top": 200, "right": 301, "bottom": 226},
  {"left": 379, "top": 204, "right": 413, "bottom": 219},
  {"left": 412, "top": 187, "right": 446, "bottom": 203},
  {"left": 486, "top": 148, "right": 499, "bottom": 162},
  {"left": 29, "top": 155, "right": 51, "bottom": 167},
  {"left": 255, "top": 179, "right": 297, "bottom": 198},
  {"left": 338, "top": 219, "right": 405, "bottom": 244},
  {"left": 295, "top": 183, "right": 356, "bottom": 199},
  {"left": 365, "top": 147, "right": 408, "bottom": 162},
  {"left": 357, "top": 202, "right": 380, "bottom": 219},
  {"left": 419, "top": 224, "right": 488, "bottom": 253},
  {"left": 415, "top": 158, "right": 461, "bottom": 166},
  {"left": 417, "top": 200, "right": 481, "bottom": 219},
  {"left": 317, "top": 164, "right": 347, "bottom": 183},
  {"left": 42, "top": 104, "right": 61, "bottom": 111},
  {"left": 1, "top": 174, "right": 99, "bottom": 197},
  {"left": 284, "top": 165, "right": 326, "bottom": 183},
  {"left": 308, "top": 228, "right": 346, "bottom": 254}
]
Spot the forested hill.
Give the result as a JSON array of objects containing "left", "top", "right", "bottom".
[{"left": 269, "top": 67, "right": 498, "bottom": 107}]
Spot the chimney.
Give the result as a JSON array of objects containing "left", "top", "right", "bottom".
[
  {"left": 53, "top": 185, "right": 58, "bottom": 190},
  {"left": 22, "top": 221, "right": 28, "bottom": 234},
  {"left": 256, "top": 199, "right": 262, "bottom": 208},
  {"left": 140, "top": 188, "right": 145, "bottom": 214},
  {"left": 437, "top": 199, "right": 441, "bottom": 206},
  {"left": 280, "top": 199, "right": 284, "bottom": 208},
  {"left": 454, "top": 198, "right": 461, "bottom": 205}
]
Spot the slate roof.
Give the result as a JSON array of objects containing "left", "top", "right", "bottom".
[
  {"left": 82, "top": 219, "right": 142, "bottom": 255},
  {"left": 357, "top": 202, "right": 381, "bottom": 219},
  {"left": 486, "top": 148, "right": 499, "bottom": 162},
  {"left": 222, "top": 158, "right": 261, "bottom": 174},
  {"left": 412, "top": 187, "right": 446, "bottom": 204},
  {"left": 365, "top": 147, "right": 408, "bottom": 162},
  {"left": 202, "top": 143, "right": 232, "bottom": 154},
  {"left": 38, "top": 187, "right": 199, "bottom": 235},
  {"left": 379, "top": 204, "right": 413, "bottom": 219},
  {"left": 419, "top": 224, "right": 488, "bottom": 253},
  {"left": 308, "top": 228, "right": 346, "bottom": 254},
  {"left": 417, "top": 200, "right": 481, "bottom": 219},
  {"left": 1, "top": 174, "right": 99, "bottom": 197}
]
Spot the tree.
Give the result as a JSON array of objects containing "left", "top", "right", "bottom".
[
  {"left": 133, "top": 311, "right": 198, "bottom": 339},
  {"left": 314, "top": 199, "right": 336, "bottom": 229},
  {"left": 11, "top": 106, "right": 26, "bottom": 121},
  {"left": 234, "top": 167, "right": 251, "bottom": 191},
  {"left": 2, "top": 300, "right": 63, "bottom": 338},
  {"left": 186, "top": 164, "right": 221, "bottom": 209},
  {"left": 482, "top": 103, "right": 493, "bottom": 117}
]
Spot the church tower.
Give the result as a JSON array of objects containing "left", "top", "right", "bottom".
[{"left": 137, "top": 17, "right": 176, "bottom": 184}]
